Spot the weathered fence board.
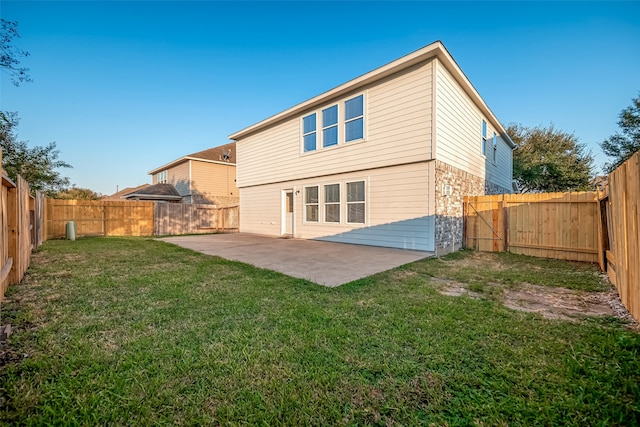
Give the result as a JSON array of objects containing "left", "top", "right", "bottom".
[
  {"left": 1, "top": 157, "right": 14, "bottom": 299},
  {"left": 1, "top": 158, "right": 35, "bottom": 301},
  {"left": 11, "top": 176, "right": 32, "bottom": 284},
  {"left": 46, "top": 199, "right": 238, "bottom": 239},
  {"left": 605, "top": 151, "right": 640, "bottom": 321},
  {"left": 46, "top": 200, "right": 155, "bottom": 238},
  {"left": 154, "top": 203, "right": 239, "bottom": 235},
  {"left": 32, "top": 191, "right": 45, "bottom": 249},
  {"left": 464, "top": 192, "right": 600, "bottom": 263}
]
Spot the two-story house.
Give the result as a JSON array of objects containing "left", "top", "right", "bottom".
[
  {"left": 148, "top": 142, "right": 239, "bottom": 206},
  {"left": 229, "top": 41, "right": 514, "bottom": 254}
]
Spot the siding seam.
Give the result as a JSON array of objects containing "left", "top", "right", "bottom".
[{"left": 238, "top": 159, "right": 434, "bottom": 189}]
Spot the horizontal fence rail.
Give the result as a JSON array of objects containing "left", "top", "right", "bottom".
[
  {"left": 45, "top": 199, "right": 239, "bottom": 239},
  {"left": 464, "top": 192, "right": 600, "bottom": 263},
  {"left": 154, "top": 203, "right": 239, "bottom": 235},
  {"left": 46, "top": 200, "right": 155, "bottom": 239}
]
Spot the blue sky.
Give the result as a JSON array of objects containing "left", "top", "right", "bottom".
[{"left": 1, "top": 1, "right": 639, "bottom": 195}]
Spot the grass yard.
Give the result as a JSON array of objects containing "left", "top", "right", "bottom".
[{"left": 0, "top": 237, "right": 639, "bottom": 425}]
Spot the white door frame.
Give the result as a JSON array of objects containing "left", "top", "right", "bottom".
[{"left": 281, "top": 188, "right": 294, "bottom": 237}]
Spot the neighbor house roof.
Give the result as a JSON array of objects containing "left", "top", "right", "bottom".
[
  {"left": 148, "top": 142, "right": 236, "bottom": 175},
  {"left": 123, "top": 183, "right": 183, "bottom": 201},
  {"left": 102, "top": 184, "right": 150, "bottom": 201},
  {"left": 229, "top": 41, "right": 515, "bottom": 148}
]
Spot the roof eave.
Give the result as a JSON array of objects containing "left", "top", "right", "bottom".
[
  {"left": 124, "top": 194, "right": 183, "bottom": 200},
  {"left": 148, "top": 157, "right": 188, "bottom": 175},
  {"left": 229, "top": 41, "right": 445, "bottom": 140},
  {"left": 229, "top": 40, "right": 515, "bottom": 149},
  {"left": 148, "top": 156, "right": 236, "bottom": 175}
]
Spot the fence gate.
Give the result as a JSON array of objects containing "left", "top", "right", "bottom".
[{"left": 464, "top": 197, "right": 505, "bottom": 252}]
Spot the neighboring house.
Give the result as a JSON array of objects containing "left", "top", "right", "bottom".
[
  {"left": 103, "top": 183, "right": 183, "bottom": 203},
  {"left": 229, "top": 41, "right": 514, "bottom": 254},
  {"left": 103, "top": 184, "right": 150, "bottom": 201},
  {"left": 147, "top": 142, "right": 239, "bottom": 205},
  {"left": 591, "top": 175, "right": 608, "bottom": 192},
  {"left": 122, "top": 183, "right": 183, "bottom": 202}
]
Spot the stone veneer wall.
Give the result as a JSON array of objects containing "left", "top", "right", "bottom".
[{"left": 434, "top": 161, "right": 509, "bottom": 255}]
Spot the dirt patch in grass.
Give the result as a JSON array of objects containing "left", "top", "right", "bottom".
[{"left": 435, "top": 277, "right": 637, "bottom": 325}]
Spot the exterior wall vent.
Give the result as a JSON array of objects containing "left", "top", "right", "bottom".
[{"left": 442, "top": 184, "right": 453, "bottom": 196}]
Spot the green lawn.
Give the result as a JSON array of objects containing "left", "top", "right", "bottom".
[{"left": 1, "top": 237, "right": 638, "bottom": 425}]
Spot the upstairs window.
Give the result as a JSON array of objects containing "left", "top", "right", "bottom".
[
  {"left": 303, "top": 113, "right": 317, "bottom": 152},
  {"left": 157, "top": 170, "right": 168, "bottom": 184},
  {"left": 305, "top": 186, "right": 319, "bottom": 222},
  {"left": 301, "top": 93, "right": 365, "bottom": 153},
  {"left": 345, "top": 95, "right": 364, "bottom": 142},
  {"left": 481, "top": 120, "right": 487, "bottom": 156},
  {"left": 322, "top": 105, "right": 338, "bottom": 148},
  {"left": 324, "top": 184, "right": 340, "bottom": 223},
  {"left": 347, "top": 181, "right": 365, "bottom": 223}
]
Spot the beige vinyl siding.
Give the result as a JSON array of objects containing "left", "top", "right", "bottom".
[
  {"left": 239, "top": 187, "right": 282, "bottom": 236},
  {"left": 167, "top": 162, "right": 190, "bottom": 196},
  {"left": 240, "top": 162, "right": 435, "bottom": 251},
  {"left": 435, "top": 60, "right": 485, "bottom": 177},
  {"left": 237, "top": 60, "right": 433, "bottom": 189},
  {"left": 435, "top": 59, "right": 512, "bottom": 189},
  {"left": 190, "top": 161, "right": 238, "bottom": 198}
]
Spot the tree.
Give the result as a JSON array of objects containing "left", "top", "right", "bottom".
[
  {"left": 600, "top": 93, "right": 640, "bottom": 173},
  {"left": 1, "top": 112, "right": 72, "bottom": 196},
  {"left": 53, "top": 186, "right": 102, "bottom": 200},
  {"left": 1, "top": 18, "right": 32, "bottom": 86},
  {"left": 507, "top": 123, "right": 594, "bottom": 193}
]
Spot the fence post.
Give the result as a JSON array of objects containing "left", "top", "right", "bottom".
[
  {"left": 503, "top": 201, "right": 509, "bottom": 252},
  {"left": 7, "top": 186, "right": 19, "bottom": 284},
  {"left": 462, "top": 197, "right": 467, "bottom": 249}
]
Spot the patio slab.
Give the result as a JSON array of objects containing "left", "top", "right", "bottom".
[{"left": 161, "top": 233, "right": 432, "bottom": 287}]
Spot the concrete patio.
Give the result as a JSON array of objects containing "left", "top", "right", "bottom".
[{"left": 161, "top": 233, "right": 432, "bottom": 287}]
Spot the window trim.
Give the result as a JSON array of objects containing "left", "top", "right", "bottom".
[
  {"left": 322, "top": 104, "right": 339, "bottom": 148},
  {"left": 302, "top": 113, "right": 317, "bottom": 153},
  {"left": 346, "top": 180, "right": 366, "bottom": 224},
  {"left": 300, "top": 93, "right": 365, "bottom": 155},
  {"left": 303, "top": 185, "right": 319, "bottom": 223},
  {"left": 345, "top": 94, "right": 365, "bottom": 143},
  {"left": 492, "top": 133, "right": 497, "bottom": 164},
  {"left": 323, "top": 183, "right": 341, "bottom": 223},
  {"left": 481, "top": 120, "right": 487, "bottom": 157},
  {"left": 157, "top": 170, "right": 168, "bottom": 184}
]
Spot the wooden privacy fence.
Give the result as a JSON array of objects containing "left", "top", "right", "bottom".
[
  {"left": 464, "top": 153, "right": 640, "bottom": 321},
  {"left": 1, "top": 148, "right": 43, "bottom": 301},
  {"left": 464, "top": 192, "right": 600, "bottom": 263},
  {"left": 154, "top": 203, "right": 239, "bottom": 235},
  {"left": 46, "top": 200, "right": 155, "bottom": 238},
  {"left": 602, "top": 151, "right": 640, "bottom": 321},
  {"left": 46, "top": 199, "right": 239, "bottom": 239}
]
